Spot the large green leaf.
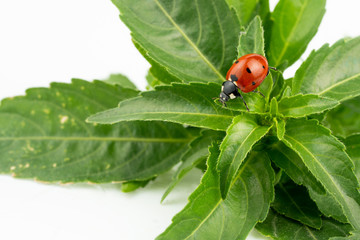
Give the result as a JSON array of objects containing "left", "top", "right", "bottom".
[
  {"left": 157, "top": 145, "right": 274, "bottom": 240},
  {"left": 256, "top": 209, "right": 352, "bottom": 240},
  {"left": 344, "top": 134, "right": 360, "bottom": 182},
  {"left": 266, "top": 0, "right": 326, "bottom": 69},
  {"left": 0, "top": 80, "right": 194, "bottom": 183},
  {"left": 226, "top": 0, "right": 270, "bottom": 27},
  {"left": 278, "top": 94, "right": 339, "bottom": 118},
  {"left": 88, "top": 83, "right": 236, "bottom": 131},
  {"left": 217, "top": 115, "right": 272, "bottom": 198},
  {"left": 112, "top": 0, "right": 239, "bottom": 83},
  {"left": 161, "top": 130, "right": 225, "bottom": 202},
  {"left": 282, "top": 119, "right": 360, "bottom": 229},
  {"left": 272, "top": 181, "right": 322, "bottom": 229},
  {"left": 324, "top": 96, "right": 360, "bottom": 138},
  {"left": 267, "top": 141, "right": 347, "bottom": 223},
  {"left": 292, "top": 37, "right": 360, "bottom": 102}
]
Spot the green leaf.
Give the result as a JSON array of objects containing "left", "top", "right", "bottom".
[
  {"left": 237, "top": 16, "right": 265, "bottom": 57},
  {"left": 324, "top": 96, "right": 360, "bottom": 138},
  {"left": 134, "top": 40, "right": 182, "bottom": 85},
  {"left": 274, "top": 118, "right": 285, "bottom": 140},
  {"left": 331, "top": 231, "right": 360, "bottom": 240},
  {"left": 270, "top": 97, "right": 278, "bottom": 116},
  {"left": 292, "top": 37, "right": 360, "bottom": 102},
  {"left": 103, "top": 74, "right": 138, "bottom": 90},
  {"left": 256, "top": 209, "right": 352, "bottom": 240},
  {"left": 278, "top": 94, "right": 339, "bottom": 118},
  {"left": 267, "top": 141, "right": 325, "bottom": 193},
  {"left": 112, "top": 0, "right": 239, "bottom": 83},
  {"left": 157, "top": 144, "right": 274, "bottom": 240},
  {"left": 145, "top": 70, "right": 162, "bottom": 90},
  {"left": 214, "top": 93, "right": 266, "bottom": 113},
  {"left": 217, "top": 115, "right": 272, "bottom": 198},
  {"left": 161, "top": 130, "right": 225, "bottom": 202},
  {"left": 282, "top": 85, "right": 292, "bottom": 98},
  {"left": 344, "top": 134, "right": 360, "bottom": 183},
  {"left": 88, "top": 83, "right": 235, "bottom": 131},
  {"left": 283, "top": 119, "right": 360, "bottom": 229},
  {"left": 267, "top": 0, "right": 326, "bottom": 69},
  {"left": 270, "top": 70, "right": 285, "bottom": 100},
  {"left": 0, "top": 79, "right": 194, "bottom": 183},
  {"left": 226, "top": 0, "right": 270, "bottom": 27},
  {"left": 268, "top": 141, "right": 348, "bottom": 222},
  {"left": 121, "top": 179, "right": 152, "bottom": 193},
  {"left": 272, "top": 180, "right": 322, "bottom": 229}
]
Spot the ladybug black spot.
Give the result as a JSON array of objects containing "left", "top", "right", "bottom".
[
  {"left": 263, "top": 65, "right": 265, "bottom": 69},
  {"left": 230, "top": 74, "right": 238, "bottom": 82},
  {"left": 246, "top": 68, "right": 252, "bottom": 73},
  {"left": 252, "top": 81, "right": 256, "bottom": 86},
  {"left": 235, "top": 60, "right": 239, "bottom": 64}
]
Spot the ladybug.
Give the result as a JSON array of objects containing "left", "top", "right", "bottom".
[{"left": 219, "top": 53, "right": 275, "bottom": 111}]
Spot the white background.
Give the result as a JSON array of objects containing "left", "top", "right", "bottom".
[{"left": 0, "top": 1, "right": 360, "bottom": 239}]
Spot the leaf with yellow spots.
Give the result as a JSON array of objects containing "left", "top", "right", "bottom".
[{"left": 0, "top": 79, "right": 195, "bottom": 183}]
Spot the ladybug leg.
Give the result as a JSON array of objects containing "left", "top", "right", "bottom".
[
  {"left": 234, "top": 91, "right": 249, "bottom": 111},
  {"left": 252, "top": 90, "right": 265, "bottom": 98}
]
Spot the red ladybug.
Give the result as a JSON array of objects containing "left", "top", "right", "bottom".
[{"left": 219, "top": 54, "right": 274, "bottom": 110}]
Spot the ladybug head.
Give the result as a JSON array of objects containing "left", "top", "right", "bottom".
[{"left": 219, "top": 91, "right": 229, "bottom": 104}]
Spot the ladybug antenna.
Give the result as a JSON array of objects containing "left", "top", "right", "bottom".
[{"left": 269, "top": 66, "right": 279, "bottom": 71}]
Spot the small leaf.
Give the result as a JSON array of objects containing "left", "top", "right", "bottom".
[
  {"left": 161, "top": 130, "right": 225, "bottom": 202},
  {"left": 268, "top": 141, "right": 348, "bottom": 222},
  {"left": 259, "top": 70, "right": 273, "bottom": 104},
  {"left": 157, "top": 145, "right": 275, "bottom": 240},
  {"left": 324, "top": 96, "right": 360, "bottom": 138},
  {"left": 272, "top": 181, "right": 322, "bottom": 229},
  {"left": 278, "top": 94, "right": 339, "bottom": 118},
  {"left": 217, "top": 115, "right": 272, "bottom": 198},
  {"left": 145, "top": 70, "right": 162, "bottom": 90},
  {"left": 88, "top": 83, "right": 235, "bottom": 131},
  {"left": 344, "top": 134, "right": 360, "bottom": 183},
  {"left": 103, "top": 74, "right": 137, "bottom": 90},
  {"left": 282, "top": 85, "right": 292, "bottom": 98},
  {"left": 267, "top": 0, "right": 326, "bottom": 69},
  {"left": 274, "top": 118, "right": 285, "bottom": 140},
  {"left": 112, "top": 0, "right": 239, "bottom": 83},
  {"left": 283, "top": 119, "right": 360, "bottom": 230},
  {"left": 121, "top": 179, "right": 152, "bottom": 193},
  {"left": 226, "top": 0, "right": 270, "bottom": 27},
  {"left": 269, "top": 97, "right": 278, "bottom": 116},
  {"left": 237, "top": 16, "right": 265, "bottom": 57},
  {"left": 293, "top": 37, "right": 360, "bottom": 102},
  {"left": 0, "top": 80, "right": 194, "bottom": 183},
  {"left": 270, "top": 70, "right": 285, "bottom": 100},
  {"left": 256, "top": 209, "right": 352, "bottom": 240}
]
